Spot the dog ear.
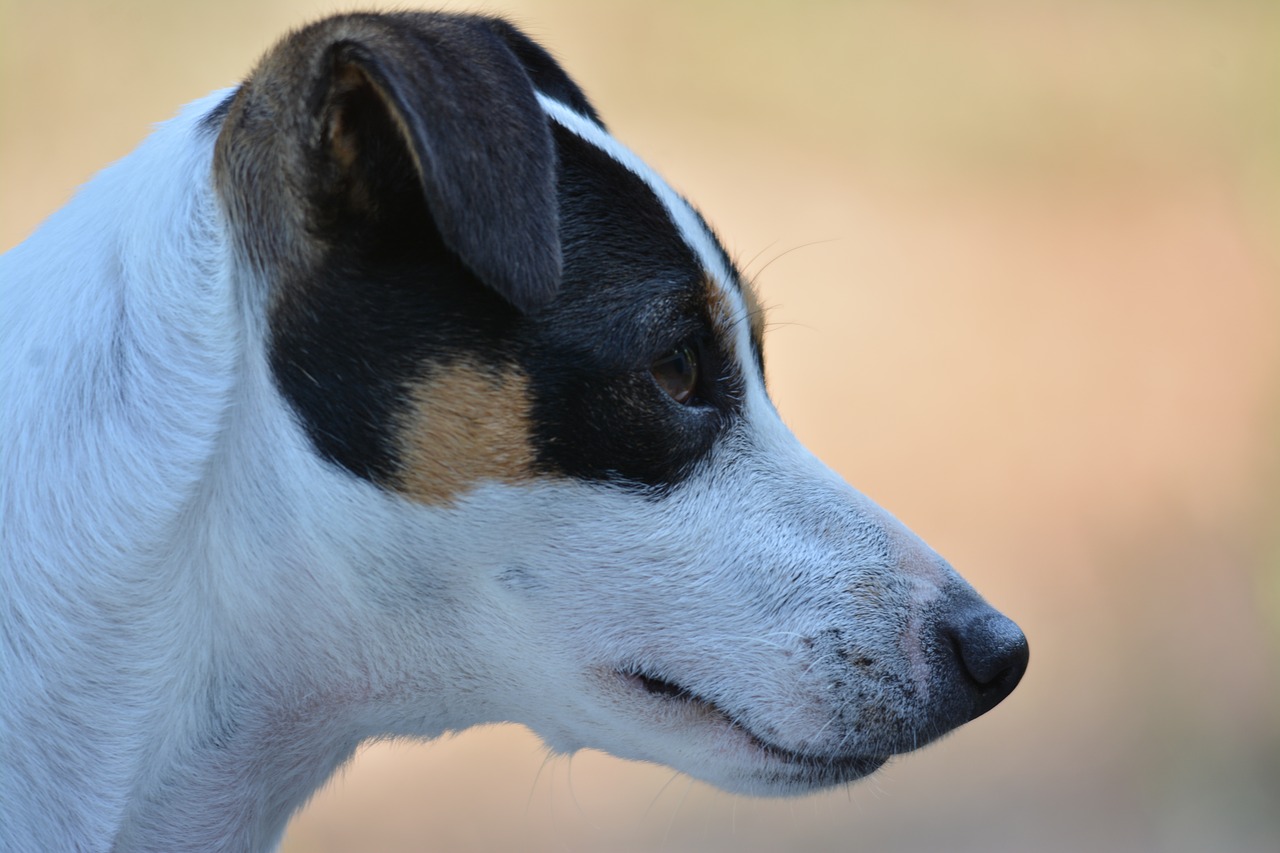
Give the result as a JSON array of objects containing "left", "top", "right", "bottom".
[
  {"left": 472, "top": 16, "right": 604, "bottom": 129},
  {"left": 308, "top": 17, "right": 562, "bottom": 313}
]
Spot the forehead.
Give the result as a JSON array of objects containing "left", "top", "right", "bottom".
[
  {"left": 539, "top": 95, "right": 764, "bottom": 354},
  {"left": 539, "top": 97, "right": 735, "bottom": 284}
]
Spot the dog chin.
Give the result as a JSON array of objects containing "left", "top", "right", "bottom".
[{"left": 542, "top": 668, "right": 892, "bottom": 797}]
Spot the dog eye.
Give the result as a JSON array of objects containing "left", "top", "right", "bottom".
[{"left": 651, "top": 344, "right": 698, "bottom": 405}]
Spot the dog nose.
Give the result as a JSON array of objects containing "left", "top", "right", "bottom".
[{"left": 938, "top": 597, "right": 1029, "bottom": 721}]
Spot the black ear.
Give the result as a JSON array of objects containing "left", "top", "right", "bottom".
[
  {"left": 473, "top": 17, "right": 604, "bottom": 128},
  {"left": 308, "top": 15, "right": 563, "bottom": 313}
]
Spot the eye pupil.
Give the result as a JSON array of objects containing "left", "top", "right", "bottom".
[{"left": 652, "top": 345, "right": 698, "bottom": 404}]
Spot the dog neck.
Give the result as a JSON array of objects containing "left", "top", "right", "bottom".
[{"left": 2, "top": 90, "right": 507, "bottom": 849}]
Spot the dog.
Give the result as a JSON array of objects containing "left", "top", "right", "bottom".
[{"left": 0, "top": 11, "right": 1028, "bottom": 851}]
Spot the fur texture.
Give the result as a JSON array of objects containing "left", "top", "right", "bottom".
[{"left": 0, "top": 13, "right": 1027, "bottom": 851}]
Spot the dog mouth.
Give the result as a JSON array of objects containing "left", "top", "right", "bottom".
[{"left": 615, "top": 668, "right": 888, "bottom": 783}]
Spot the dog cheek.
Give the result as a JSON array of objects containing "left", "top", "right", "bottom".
[{"left": 392, "top": 360, "right": 538, "bottom": 505}]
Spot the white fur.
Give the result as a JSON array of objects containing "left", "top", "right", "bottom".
[{"left": 2, "top": 89, "right": 967, "bottom": 852}]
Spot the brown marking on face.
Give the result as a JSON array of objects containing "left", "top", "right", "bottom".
[
  {"left": 703, "top": 275, "right": 765, "bottom": 356},
  {"left": 740, "top": 276, "right": 767, "bottom": 349},
  {"left": 393, "top": 360, "right": 536, "bottom": 505},
  {"left": 704, "top": 277, "right": 734, "bottom": 340}
]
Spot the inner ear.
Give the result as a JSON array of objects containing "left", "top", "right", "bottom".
[
  {"left": 253, "top": 17, "right": 563, "bottom": 313},
  {"left": 317, "top": 63, "right": 423, "bottom": 237}
]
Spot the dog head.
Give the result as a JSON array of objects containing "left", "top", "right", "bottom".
[{"left": 211, "top": 12, "right": 1026, "bottom": 795}]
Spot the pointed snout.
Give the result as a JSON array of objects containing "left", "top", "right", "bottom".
[{"left": 936, "top": 593, "right": 1029, "bottom": 722}]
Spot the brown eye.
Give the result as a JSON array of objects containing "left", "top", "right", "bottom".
[{"left": 651, "top": 344, "right": 698, "bottom": 404}]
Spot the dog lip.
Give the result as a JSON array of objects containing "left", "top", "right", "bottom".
[
  {"left": 615, "top": 668, "right": 888, "bottom": 776},
  {"left": 627, "top": 670, "right": 699, "bottom": 702}
]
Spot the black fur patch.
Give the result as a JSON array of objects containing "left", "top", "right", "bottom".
[
  {"left": 521, "top": 126, "right": 744, "bottom": 488},
  {"left": 477, "top": 17, "right": 602, "bottom": 127},
  {"left": 256, "top": 13, "right": 752, "bottom": 494}
]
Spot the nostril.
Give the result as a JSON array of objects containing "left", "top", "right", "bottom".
[{"left": 943, "top": 610, "right": 1029, "bottom": 719}]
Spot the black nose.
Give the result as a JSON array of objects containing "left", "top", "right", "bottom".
[{"left": 939, "top": 597, "right": 1029, "bottom": 721}]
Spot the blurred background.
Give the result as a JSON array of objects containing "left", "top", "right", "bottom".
[{"left": 3, "top": 0, "right": 1277, "bottom": 850}]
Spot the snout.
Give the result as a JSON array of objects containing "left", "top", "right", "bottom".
[{"left": 933, "top": 589, "right": 1029, "bottom": 723}]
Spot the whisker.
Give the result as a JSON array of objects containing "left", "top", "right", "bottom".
[
  {"left": 644, "top": 769, "right": 685, "bottom": 824},
  {"left": 564, "top": 752, "right": 604, "bottom": 831},
  {"left": 663, "top": 775, "right": 697, "bottom": 844},
  {"left": 740, "top": 238, "right": 782, "bottom": 275},
  {"left": 526, "top": 748, "right": 558, "bottom": 816},
  {"left": 746, "top": 237, "right": 839, "bottom": 281}
]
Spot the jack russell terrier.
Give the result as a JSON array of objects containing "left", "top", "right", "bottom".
[{"left": 0, "top": 11, "right": 1028, "bottom": 851}]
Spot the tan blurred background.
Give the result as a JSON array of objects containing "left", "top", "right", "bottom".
[{"left": 3, "top": 0, "right": 1278, "bottom": 850}]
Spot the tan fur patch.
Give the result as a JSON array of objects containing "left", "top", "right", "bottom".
[
  {"left": 739, "top": 276, "right": 766, "bottom": 347},
  {"left": 394, "top": 361, "right": 535, "bottom": 505},
  {"left": 705, "top": 277, "right": 732, "bottom": 335},
  {"left": 706, "top": 275, "right": 766, "bottom": 351}
]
